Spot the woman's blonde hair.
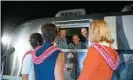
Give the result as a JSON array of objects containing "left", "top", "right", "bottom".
[{"left": 90, "top": 20, "right": 114, "bottom": 43}]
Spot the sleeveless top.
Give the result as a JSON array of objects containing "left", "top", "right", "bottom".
[{"left": 33, "top": 42, "right": 62, "bottom": 80}]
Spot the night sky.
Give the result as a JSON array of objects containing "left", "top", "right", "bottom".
[{"left": 1, "top": 1, "right": 133, "bottom": 53}]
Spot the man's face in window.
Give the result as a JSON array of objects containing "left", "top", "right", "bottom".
[
  {"left": 73, "top": 35, "right": 80, "bottom": 45},
  {"left": 59, "top": 30, "right": 66, "bottom": 39},
  {"left": 81, "top": 28, "right": 88, "bottom": 38}
]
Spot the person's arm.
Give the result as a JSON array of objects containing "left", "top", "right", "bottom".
[
  {"left": 78, "top": 47, "right": 101, "bottom": 80},
  {"left": 54, "top": 52, "right": 64, "bottom": 80},
  {"left": 22, "top": 74, "right": 28, "bottom": 80},
  {"left": 22, "top": 54, "right": 32, "bottom": 80}
]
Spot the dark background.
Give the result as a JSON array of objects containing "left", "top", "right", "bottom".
[{"left": 1, "top": 1, "right": 133, "bottom": 54}]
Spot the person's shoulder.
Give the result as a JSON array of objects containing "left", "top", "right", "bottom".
[
  {"left": 23, "top": 50, "right": 33, "bottom": 58},
  {"left": 80, "top": 42, "right": 85, "bottom": 45},
  {"left": 80, "top": 42, "right": 86, "bottom": 47},
  {"left": 25, "top": 53, "right": 32, "bottom": 57},
  {"left": 68, "top": 43, "right": 73, "bottom": 45},
  {"left": 87, "top": 46, "right": 98, "bottom": 53},
  {"left": 25, "top": 50, "right": 33, "bottom": 54},
  {"left": 59, "top": 52, "right": 64, "bottom": 55},
  {"left": 55, "top": 36, "right": 60, "bottom": 39},
  {"left": 24, "top": 53, "right": 32, "bottom": 61},
  {"left": 22, "top": 52, "right": 33, "bottom": 68},
  {"left": 68, "top": 43, "right": 73, "bottom": 47},
  {"left": 85, "top": 47, "right": 101, "bottom": 60},
  {"left": 57, "top": 52, "right": 64, "bottom": 60},
  {"left": 80, "top": 41, "right": 84, "bottom": 44}
]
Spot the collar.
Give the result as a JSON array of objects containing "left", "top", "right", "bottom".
[
  {"left": 42, "top": 41, "right": 53, "bottom": 49},
  {"left": 74, "top": 42, "right": 81, "bottom": 46}
]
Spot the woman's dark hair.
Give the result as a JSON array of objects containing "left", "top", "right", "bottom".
[
  {"left": 30, "top": 33, "right": 43, "bottom": 45},
  {"left": 41, "top": 23, "right": 58, "bottom": 42},
  {"left": 30, "top": 33, "right": 43, "bottom": 49}
]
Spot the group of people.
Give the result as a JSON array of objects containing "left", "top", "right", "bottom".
[
  {"left": 55, "top": 28, "right": 89, "bottom": 49},
  {"left": 22, "top": 23, "right": 64, "bottom": 80},
  {"left": 21, "top": 20, "right": 120, "bottom": 80}
]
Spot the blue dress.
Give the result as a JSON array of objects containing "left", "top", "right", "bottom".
[{"left": 34, "top": 42, "right": 61, "bottom": 80}]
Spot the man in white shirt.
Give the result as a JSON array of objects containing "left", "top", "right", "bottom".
[{"left": 21, "top": 33, "right": 43, "bottom": 80}]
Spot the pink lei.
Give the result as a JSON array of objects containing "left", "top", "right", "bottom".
[
  {"left": 32, "top": 45, "right": 62, "bottom": 65},
  {"left": 92, "top": 43, "right": 120, "bottom": 70}
]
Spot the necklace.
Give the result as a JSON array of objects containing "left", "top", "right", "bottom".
[{"left": 32, "top": 45, "right": 62, "bottom": 64}]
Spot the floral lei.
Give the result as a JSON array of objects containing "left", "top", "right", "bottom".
[
  {"left": 92, "top": 43, "right": 120, "bottom": 70},
  {"left": 32, "top": 45, "right": 62, "bottom": 65}
]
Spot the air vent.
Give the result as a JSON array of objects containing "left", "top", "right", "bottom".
[{"left": 55, "top": 8, "right": 86, "bottom": 17}]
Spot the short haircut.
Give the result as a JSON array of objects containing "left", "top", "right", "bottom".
[
  {"left": 58, "top": 28, "right": 66, "bottom": 32},
  {"left": 81, "top": 28, "right": 87, "bottom": 31},
  {"left": 73, "top": 34, "right": 80, "bottom": 38},
  {"left": 41, "top": 23, "right": 57, "bottom": 42},
  {"left": 30, "top": 33, "right": 43, "bottom": 45},
  {"left": 90, "top": 20, "right": 114, "bottom": 43}
]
